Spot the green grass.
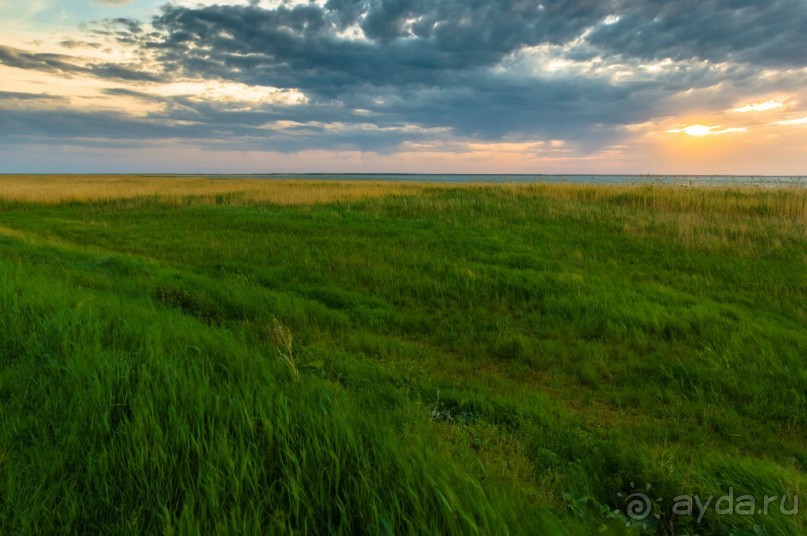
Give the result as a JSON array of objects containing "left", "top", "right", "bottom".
[{"left": 1, "top": 183, "right": 805, "bottom": 534}]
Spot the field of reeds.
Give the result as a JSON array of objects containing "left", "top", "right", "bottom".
[{"left": 1, "top": 176, "right": 805, "bottom": 534}]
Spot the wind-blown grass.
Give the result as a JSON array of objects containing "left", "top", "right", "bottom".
[{"left": 1, "top": 177, "right": 805, "bottom": 534}]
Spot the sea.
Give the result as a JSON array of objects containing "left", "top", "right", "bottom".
[{"left": 199, "top": 174, "right": 806, "bottom": 187}]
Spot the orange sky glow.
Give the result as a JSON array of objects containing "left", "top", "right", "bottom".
[{"left": 1, "top": 1, "right": 805, "bottom": 174}]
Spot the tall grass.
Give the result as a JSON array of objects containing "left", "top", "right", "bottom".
[
  {"left": 2, "top": 175, "right": 806, "bottom": 218},
  {"left": 0, "top": 175, "right": 442, "bottom": 205},
  {"left": 0, "top": 179, "right": 804, "bottom": 534},
  {"left": 0, "top": 261, "right": 565, "bottom": 534}
]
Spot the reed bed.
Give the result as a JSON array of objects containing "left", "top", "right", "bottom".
[
  {"left": 499, "top": 183, "right": 807, "bottom": 221},
  {"left": 0, "top": 175, "right": 443, "bottom": 205},
  {"left": 2, "top": 175, "right": 804, "bottom": 221}
]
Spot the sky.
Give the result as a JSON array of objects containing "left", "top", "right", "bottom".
[{"left": 1, "top": 0, "right": 806, "bottom": 174}]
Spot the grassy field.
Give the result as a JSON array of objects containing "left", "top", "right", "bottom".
[{"left": 1, "top": 176, "right": 805, "bottom": 534}]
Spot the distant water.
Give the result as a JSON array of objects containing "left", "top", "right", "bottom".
[{"left": 204, "top": 174, "right": 807, "bottom": 187}]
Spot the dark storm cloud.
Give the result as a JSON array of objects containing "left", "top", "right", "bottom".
[
  {"left": 145, "top": 1, "right": 611, "bottom": 92},
  {"left": 135, "top": 0, "right": 806, "bottom": 138},
  {"left": 3, "top": 0, "right": 805, "bottom": 153},
  {"left": 588, "top": 0, "right": 807, "bottom": 67},
  {"left": 145, "top": 0, "right": 807, "bottom": 92},
  {"left": 95, "top": 1, "right": 620, "bottom": 145}
]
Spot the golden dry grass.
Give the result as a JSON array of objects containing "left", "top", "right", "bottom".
[
  {"left": 0, "top": 175, "right": 447, "bottom": 205},
  {"left": 453, "top": 183, "right": 806, "bottom": 257},
  {"left": 2, "top": 174, "right": 805, "bottom": 220},
  {"left": 498, "top": 182, "right": 807, "bottom": 220},
  {"left": 2, "top": 176, "right": 805, "bottom": 255}
]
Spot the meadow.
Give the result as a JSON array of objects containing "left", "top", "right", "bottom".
[{"left": 0, "top": 175, "right": 805, "bottom": 535}]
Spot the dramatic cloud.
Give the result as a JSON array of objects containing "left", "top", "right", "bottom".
[
  {"left": 587, "top": 0, "right": 807, "bottom": 67},
  {"left": 0, "top": 45, "right": 84, "bottom": 74},
  {"left": 1, "top": 0, "right": 806, "bottom": 172}
]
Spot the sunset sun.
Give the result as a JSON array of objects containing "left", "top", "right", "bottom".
[{"left": 667, "top": 124, "right": 748, "bottom": 137}]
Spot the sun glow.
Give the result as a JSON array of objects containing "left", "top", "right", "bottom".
[
  {"left": 669, "top": 124, "right": 712, "bottom": 136},
  {"left": 667, "top": 124, "right": 747, "bottom": 137}
]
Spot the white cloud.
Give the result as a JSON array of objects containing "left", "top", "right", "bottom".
[
  {"left": 772, "top": 116, "right": 807, "bottom": 126},
  {"left": 733, "top": 99, "right": 784, "bottom": 113},
  {"left": 155, "top": 80, "right": 309, "bottom": 107}
]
